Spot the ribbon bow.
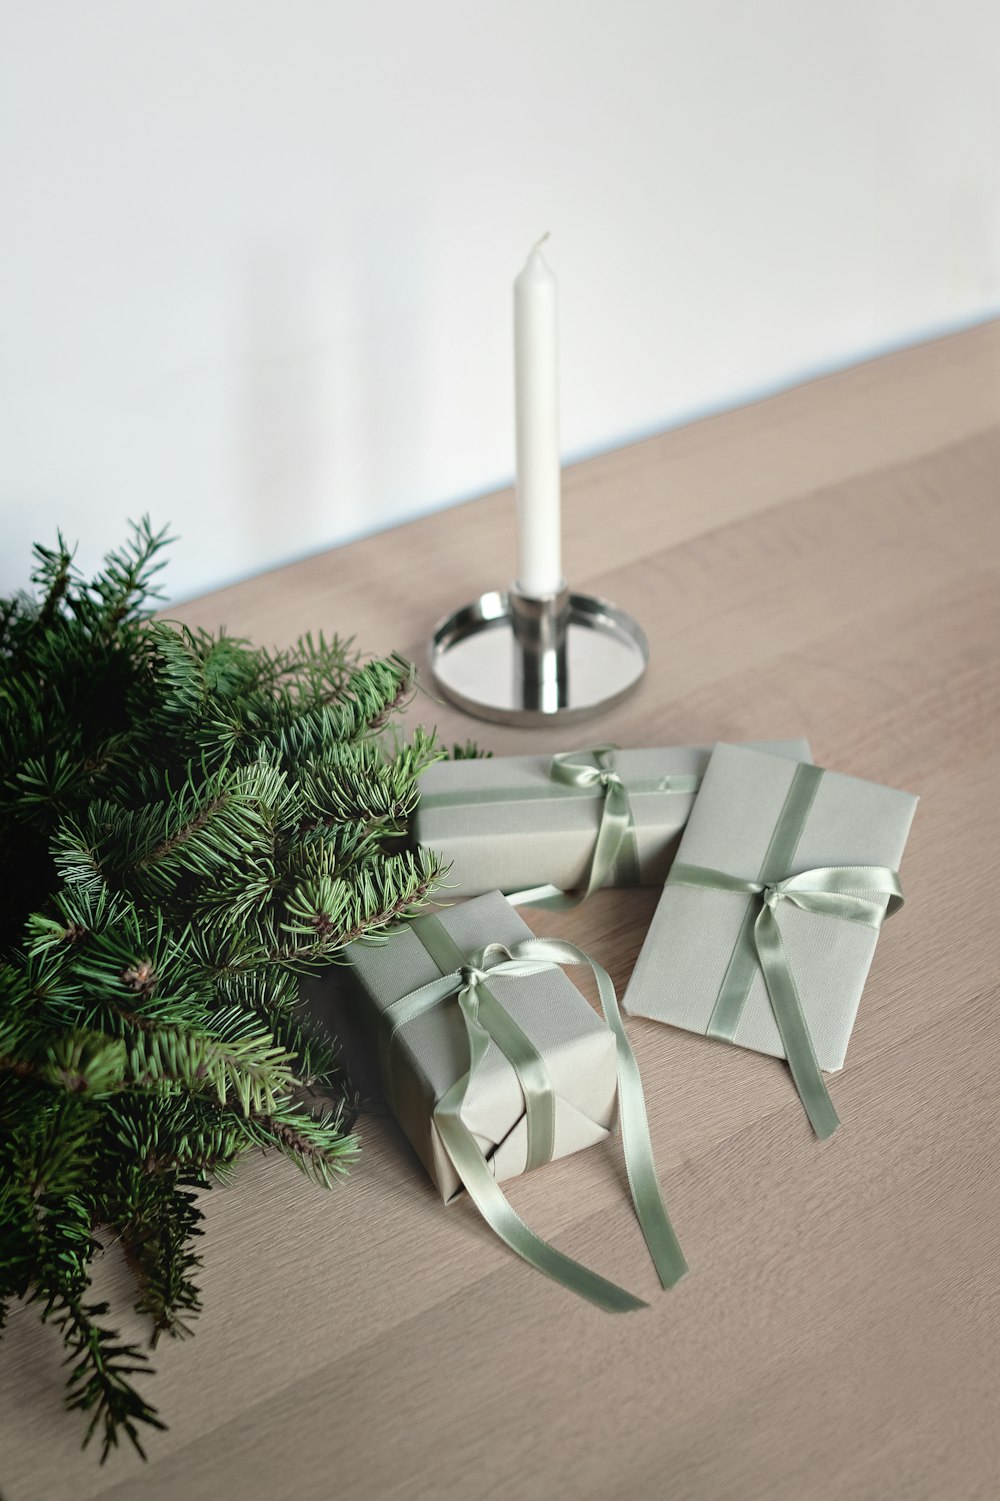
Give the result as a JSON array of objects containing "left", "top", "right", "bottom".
[
  {"left": 511, "top": 746, "right": 699, "bottom": 909},
  {"left": 552, "top": 754, "right": 623, "bottom": 795},
  {"left": 380, "top": 917, "right": 687, "bottom": 1313},
  {"left": 667, "top": 862, "right": 904, "bottom": 1139}
]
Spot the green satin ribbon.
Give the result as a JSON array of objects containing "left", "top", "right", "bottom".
[
  {"left": 379, "top": 913, "right": 687, "bottom": 1313},
  {"left": 666, "top": 860, "right": 904, "bottom": 1139},
  {"left": 707, "top": 762, "right": 823, "bottom": 1038},
  {"left": 507, "top": 746, "right": 701, "bottom": 909},
  {"left": 395, "top": 916, "right": 555, "bottom": 1172}
]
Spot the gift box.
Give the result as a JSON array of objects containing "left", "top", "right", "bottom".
[
  {"left": 345, "top": 889, "right": 686, "bottom": 1310},
  {"left": 414, "top": 739, "right": 812, "bottom": 900},
  {"left": 345, "top": 890, "right": 618, "bottom": 1201},
  {"left": 623, "top": 744, "right": 917, "bottom": 1136}
]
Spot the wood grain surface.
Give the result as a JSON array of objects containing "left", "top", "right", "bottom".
[{"left": 3, "top": 322, "right": 999, "bottom": 1501}]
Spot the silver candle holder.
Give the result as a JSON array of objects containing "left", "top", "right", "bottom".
[{"left": 429, "top": 582, "right": 648, "bottom": 728}]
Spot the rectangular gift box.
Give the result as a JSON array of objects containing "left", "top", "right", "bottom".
[
  {"left": 623, "top": 743, "right": 918, "bottom": 1071},
  {"left": 414, "top": 739, "right": 812, "bottom": 897},
  {"left": 344, "top": 890, "right": 619, "bottom": 1202}
]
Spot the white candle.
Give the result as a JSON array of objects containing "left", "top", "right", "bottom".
[{"left": 514, "top": 235, "right": 562, "bottom": 598}]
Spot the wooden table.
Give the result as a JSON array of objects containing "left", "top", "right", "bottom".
[{"left": 3, "top": 322, "right": 999, "bottom": 1501}]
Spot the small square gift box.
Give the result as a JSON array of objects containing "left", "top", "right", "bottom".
[
  {"left": 624, "top": 745, "right": 917, "bottom": 1138},
  {"left": 414, "top": 739, "right": 811, "bottom": 908},
  {"left": 345, "top": 889, "right": 686, "bottom": 1312}
]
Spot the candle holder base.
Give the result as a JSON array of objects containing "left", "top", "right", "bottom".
[{"left": 428, "top": 588, "right": 648, "bottom": 727}]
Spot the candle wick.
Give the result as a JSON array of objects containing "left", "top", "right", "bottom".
[{"left": 533, "top": 231, "right": 551, "bottom": 252}]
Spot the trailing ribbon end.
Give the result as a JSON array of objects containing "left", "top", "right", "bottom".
[
  {"left": 514, "top": 935, "right": 689, "bottom": 1292},
  {"left": 390, "top": 916, "right": 686, "bottom": 1312},
  {"left": 435, "top": 1100, "right": 650, "bottom": 1314}
]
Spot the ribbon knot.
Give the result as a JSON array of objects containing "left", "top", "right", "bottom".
[
  {"left": 481, "top": 745, "right": 703, "bottom": 912},
  {"left": 510, "top": 746, "right": 642, "bottom": 909},
  {"left": 458, "top": 963, "right": 487, "bottom": 993},
  {"left": 761, "top": 882, "right": 784, "bottom": 911}
]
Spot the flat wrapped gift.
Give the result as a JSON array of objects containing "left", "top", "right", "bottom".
[
  {"left": 624, "top": 744, "right": 917, "bottom": 1136},
  {"left": 345, "top": 890, "right": 686, "bottom": 1310},
  {"left": 414, "top": 739, "right": 812, "bottom": 899}
]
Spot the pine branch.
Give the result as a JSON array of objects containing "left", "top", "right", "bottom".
[
  {"left": 49, "top": 1295, "right": 165, "bottom": 1462},
  {"left": 23, "top": 1191, "right": 165, "bottom": 1462},
  {"left": 0, "top": 519, "right": 450, "bottom": 1462},
  {"left": 276, "top": 848, "right": 445, "bottom": 962},
  {"left": 123, "top": 1009, "right": 299, "bottom": 1116},
  {"left": 11, "top": 1094, "right": 98, "bottom": 1199},
  {"left": 117, "top": 1174, "right": 205, "bottom": 1344},
  {"left": 90, "top": 518, "right": 172, "bottom": 631},
  {"left": 255, "top": 629, "right": 356, "bottom": 704},
  {"left": 243, "top": 1098, "right": 358, "bottom": 1187},
  {"left": 32, "top": 535, "right": 77, "bottom": 632},
  {"left": 104, "top": 1096, "right": 244, "bottom": 1181}
]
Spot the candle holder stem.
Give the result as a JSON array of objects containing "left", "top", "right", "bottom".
[
  {"left": 509, "top": 585, "right": 570, "bottom": 714},
  {"left": 428, "top": 580, "right": 648, "bottom": 728}
]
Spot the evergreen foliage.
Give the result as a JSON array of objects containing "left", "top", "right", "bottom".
[{"left": 0, "top": 521, "right": 446, "bottom": 1460}]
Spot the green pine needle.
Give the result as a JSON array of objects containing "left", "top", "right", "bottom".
[{"left": 0, "top": 519, "right": 450, "bottom": 1461}]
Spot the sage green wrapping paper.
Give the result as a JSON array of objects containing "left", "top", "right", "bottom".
[
  {"left": 345, "top": 891, "right": 618, "bottom": 1203},
  {"left": 623, "top": 744, "right": 918, "bottom": 1072},
  {"left": 414, "top": 739, "right": 812, "bottom": 897}
]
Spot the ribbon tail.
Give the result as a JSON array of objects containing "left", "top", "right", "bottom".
[
  {"left": 513, "top": 938, "right": 688, "bottom": 1289},
  {"left": 434, "top": 1066, "right": 646, "bottom": 1313},
  {"left": 608, "top": 822, "right": 641, "bottom": 889},
  {"left": 508, "top": 780, "right": 635, "bottom": 910},
  {"left": 754, "top": 908, "right": 841, "bottom": 1141},
  {"left": 506, "top": 881, "right": 585, "bottom": 911},
  {"left": 591, "top": 958, "right": 688, "bottom": 1288}
]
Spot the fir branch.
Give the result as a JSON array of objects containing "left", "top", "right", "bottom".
[
  {"left": 48, "top": 1294, "right": 165, "bottom": 1462},
  {"left": 0, "top": 519, "right": 449, "bottom": 1462},
  {"left": 144, "top": 621, "right": 210, "bottom": 718},
  {"left": 89, "top": 517, "right": 172, "bottom": 631},
  {"left": 49, "top": 817, "right": 107, "bottom": 899},
  {"left": 31, "top": 534, "right": 78, "bottom": 631},
  {"left": 241, "top": 1003, "right": 345, "bottom": 1094},
  {"left": 244, "top": 1098, "right": 358, "bottom": 1187},
  {"left": 12, "top": 1094, "right": 97, "bottom": 1199},
  {"left": 105, "top": 1096, "right": 243, "bottom": 1181},
  {"left": 448, "top": 739, "right": 493, "bottom": 759},
  {"left": 123, "top": 1008, "right": 298, "bottom": 1116},
  {"left": 19, "top": 1188, "right": 165, "bottom": 1462},
  {"left": 208, "top": 962, "right": 301, "bottom": 1015},
  {"left": 277, "top": 848, "right": 445, "bottom": 961},
  {"left": 40, "top": 1032, "right": 127, "bottom": 1097},
  {"left": 256, "top": 628, "right": 356, "bottom": 704},
  {"left": 114, "top": 1172, "right": 205, "bottom": 1344},
  {"left": 133, "top": 760, "right": 291, "bottom": 885}
]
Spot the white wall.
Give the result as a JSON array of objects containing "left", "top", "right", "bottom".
[{"left": 2, "top": 1, "right": 998, "bottom": 605}]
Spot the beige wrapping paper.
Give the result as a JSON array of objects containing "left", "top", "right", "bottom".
[
  {"left": 345, "top": 891, "right": 618, "bottom": 1202},
  {"left": 624, "top": 744, "right": 918, "bottom": 1071},
  {"left": 414, "top": 739, "right": 812, "bottom": 897}
]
